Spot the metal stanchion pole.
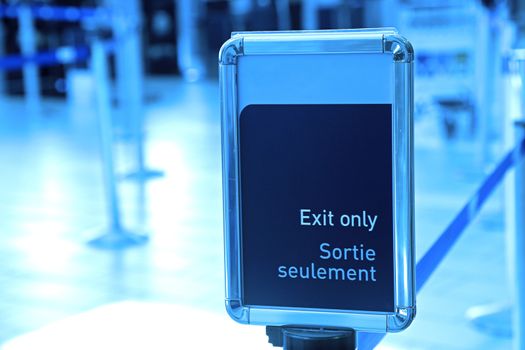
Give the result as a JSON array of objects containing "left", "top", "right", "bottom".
[
  {"left": 0, "top": 15, "right": 4, "bottom": 94},
  {"left": 301, "top": 0, "right": 319, "bottom": 30},
  {"left": 87, "top": 28, "right": 148, "bottom": 250},
  {"left": 175, "top": 0, "right": 206, "bottom": 81},
  {"left": 18, "top": 2, "right": 41, "bottom": 114},
  {"left": 121, "top": 17, "right": 163, "bottom": 182},
  {"left": 465, "top": 48, "right": 524, "bottom": 340},
  {"left": 275, "top": 0, "right": 291, "bottom": 31},
  {"left": 109, "top": 0, "right": 163, "bottom": 182},
  {"left": 513, "top": 120, "right": 525, "bottom": 350}
]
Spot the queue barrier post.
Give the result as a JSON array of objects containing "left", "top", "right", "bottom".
[
  {"left": 513, "top": 120, "right": 525, "bottom": 350},
  {"left": 0, "top": 4, "right": 152, "bottom": 248},
  {"left": 1, "top": 1, "right": 162, "bottom": 185},
  {"left": 116, "top": 11, "right": 163, "bottom": 182},
  {"left": 18, "top": 2, "right": 40, "bottom": 114},
  {"left": 86, "top": 26, "right": 148, "bottom": 249}
]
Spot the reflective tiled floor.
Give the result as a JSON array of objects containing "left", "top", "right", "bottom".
[{"left": 0, "top": 77, "right": 516, "bottom": 349}]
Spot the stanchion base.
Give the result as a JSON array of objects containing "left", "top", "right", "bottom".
[
  {"left": 122, "top": 169, "right": 165, "bottom": 182},
  {"left": 466, "top": 302, "right": 512, "bottom": 338},
  {"left": 88, "top": 229, "right": 149, "bottom": 250}
]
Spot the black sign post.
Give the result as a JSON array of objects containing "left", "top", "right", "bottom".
[{"left": 219, "top": 29, "right": 415, "bottom": 347}]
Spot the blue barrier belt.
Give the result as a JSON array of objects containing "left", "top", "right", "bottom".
[
  {"left": 0, "top": 42, "right": 117, "bottom": 71},
  {"left": 359, "top": 137, "right": 525, "bottom": 349},
  {"left": 0, "top": 4, "right": 109, "bottom": 22},
  {"left": 0, "top": 46, "right": 90, "bottom": 71}
]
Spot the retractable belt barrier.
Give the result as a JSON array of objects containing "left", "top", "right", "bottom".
[
  {"left": 0, "top": 42, "right": 117, "bottom": 72},
  {"left": 0, "top": 46, "right": 90, "bottom": 71},
  {"left": 359, "top": 137, "right": 525, "bottom": 349},
  {"left": 0, "top": 2, "right": 117, "bottom": 71},
  {"left": 0, "top": 2, "right": 153, "bottom": 249},
  {"left": 0, "top": 4, "right": 110, "bottom": 22}
]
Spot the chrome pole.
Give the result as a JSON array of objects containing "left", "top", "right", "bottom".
[
  {"left": 87, "top": 27, "right": 148, "bottom": 249},
  {"left": 513, "top": 120, "right": 525, "bottom": 350},
  {"left": 18, "top": 3, "right": 40, "bottom": 114}
]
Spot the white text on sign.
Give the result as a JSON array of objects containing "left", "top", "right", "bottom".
[{"left": 300, "top": 209, "right": 378, "bottom": 232}]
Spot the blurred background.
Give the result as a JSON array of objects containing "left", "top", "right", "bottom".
[{"left": 0, "top": 0, "right": 525, "bottom": 349}]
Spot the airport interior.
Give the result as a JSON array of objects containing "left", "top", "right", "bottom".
[{"left": 2, "top": 0, "right": 525, "bottom": 349}]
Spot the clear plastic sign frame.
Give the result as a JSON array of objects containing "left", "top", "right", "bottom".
[{"left": 219, "top": 28, "right": 415, "bottom": 333}]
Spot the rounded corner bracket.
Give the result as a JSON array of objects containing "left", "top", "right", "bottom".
[
  {"left": 225, "top": 299, "right": 250, "bottom": 324},
  {"left": 383, "top": 35, "right": 414, "bottom": 63},
  {"left": 219, "top": 37, "right": 244, "bottom": 65},
  {"left": 386, "top": 306, "right": 416, "bottom": 332}
]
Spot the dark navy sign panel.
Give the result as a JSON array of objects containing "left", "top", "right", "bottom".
[{"left": 239, "top": 104, "right": 394, "bottom": 312}]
